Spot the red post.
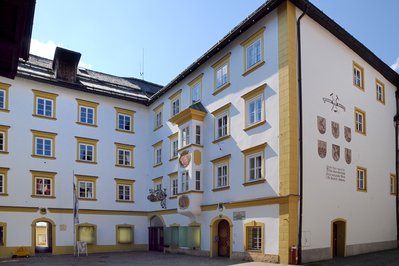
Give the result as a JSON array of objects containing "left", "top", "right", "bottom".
[{"left": 290, "top": 245, "right": 297, "bottom": 265}]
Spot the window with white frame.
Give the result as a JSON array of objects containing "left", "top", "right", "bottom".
[
  {"left": 79, "top": 143, "right": 94, "bottom": 162},
  {"left": 246, "top": 39, "right": 262, "bottom": 70},
  {"left": 181, "top": 126, "right": 190, "bottom": 147},
  {"left": 376, "top": 80, "right": 385, "bottom": 104},
  {"left": 171, "top": 98, "right": 180, "bottom": 116},
  {"left": 195, "top": 125, "right": 201, "bottom": 145},
  {"left": 171, "top": 177, "right": 178, "bottom": 197},
  {"left": 35, "top": 137, "right": 52, "bottom": 157},
  {"left": 79, "top": 106, "right": 94, "bottom": 125},
  {"left": 155, "top": 147, "right": 162, "bottom": 165},
  {"left": 154, "top": 180, "right": 162, "bottom": 191},
  {"left": 216, "top": 63, "right": 229, "bottom": 89},
  {"left": 195, "top": 171, "right": 201, "bottom": 191},
  {"left": 353, "top": 62, "right": 364, "bottom": 89},
  {"left": 118, "top": 149, "right": 132, "bottom": 166},
  {"left": 191, "top": 82, "right": 201, "bottom": 104},
  {"left": 118, "top": 184, "right": 131, "bottom": 201},
  {"left": 35, "top": 177, "right": 52, "bottom": 196},
  {"left": 248, "top": 95, "right": 263, "bottom": 126},
  {"left": 154, "top": 107, "right": 163, "bottom": 130},
  {"left": 355, "top": 108, "right": 366, "bottom": 135},
  {"left": 216, "top": 112, "right": 229, "bottom": 139},
  {"left": 216, "top": 164, "right": 228, "bottom": 188},
  {"left": 79, "top": 180, "right": 94, "bottom": 199},
  {"left": 118, "top": 113, "right": 132, "bottom": 131},
  {"left": 248, "top": 153, "right": 263, "bottom": 181},
  {"left": 171, "top": 139, "right": 178, "bottom": 159},
  {"left": 247, "top": 226, "right": 262, "bottom": 251},
  {"left": 356, "top": 167, "right": 367, "bottom": 191},
  {"left": 36, "top": 97, "right": 53, "bottom": 117},
  {"left": 0, "top": 89, "right": 5, "bottom": 110},
  {"left": 181, "top": 171, "right": 189, "bottom": 192},
  {"left": 0, "top": 174, "right": 4, "bottom": 194},
  {"left": 0, "top": 131, "right": 5, "bottom": 152}
]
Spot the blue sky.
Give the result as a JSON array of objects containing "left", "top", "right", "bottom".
[{"left": 30, "top": 0, "right": 399, "bottom": 86}]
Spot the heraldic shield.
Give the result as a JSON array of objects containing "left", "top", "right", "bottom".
[
  {"left": 345, "top": 148, "right": 352, "bottom": 164},
  {"left": 318, "top": 140, "right": 327, "bottom": 158},
  {"left": 344, "top": 126, "right": 351, "bottom": 142},
  {"left": 317, "top": 116, "right": 326, "bottom": 134},
  {"left": 331, "top": 121, "right": 339, "bottom": 139},
  {"left": 332, "top": 144, "right": 340, "bottom": 161}
]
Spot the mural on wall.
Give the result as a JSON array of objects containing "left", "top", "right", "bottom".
[
  {"left": 317, "top": 116, "right": 326, "bottom": 134},
  {"left": 179, "top": 150, "right": 191, "bottom": 168},
  {"left": 322, "top": 93, "right": 346, "bottom": 113},
  {"left": 331, "top": 121, "right": 340, "bottom": 138}
]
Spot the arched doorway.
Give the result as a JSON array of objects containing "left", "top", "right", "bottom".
[
  {"left": 210, "top": 216, "right": 233, "bottom": 258},
  {"left": 31, "top": 218, "right": 56, "bottom": 255},
  {"left": 148, "top": 216, "right": 164, "bottom": 251},
  {"left": 331, "top": 219, "right": 346, "bottom": 257}
]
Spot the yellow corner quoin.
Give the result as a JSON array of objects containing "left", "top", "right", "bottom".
[{"left": 278, "top": 0, "right": 299, "bottom": 264}]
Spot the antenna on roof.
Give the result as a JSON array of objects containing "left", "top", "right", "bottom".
[{"left": 139, "top": 48, "right": 144, "bottom": 80}]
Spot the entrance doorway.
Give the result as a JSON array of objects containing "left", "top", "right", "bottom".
[
  {"left": 34, "top": 221, "right": 52, "bottom": 253},
  {"left": 332, "top": 219, "right": 346, "bottom": 257},
  {"left": 148, "top": 216, "right": 164, "bottom": 251},
  {"left": 210, "top": 216, "right": 232, "bottom": 258}
]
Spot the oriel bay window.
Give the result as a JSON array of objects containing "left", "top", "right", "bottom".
[
  {"left": 76, "top": 137, "right": 98, "bottom": 163},
  {"left": 241, "top": 84, "right": 266, "bottom": 131},
  {"left": 242, "top": 143, "right": 267, "bottom": 186},
  {"left": 115, "top": 143, "right": 135, "bottom": 168},
  {"left": 31, "top": 130, "right": 57, "bottom": 159},
  {"left": 32, "top": 89, "right": 58, "bottom": 119},
  {"left": 76, "top": 175, "right": 97, "bottom": 200},
  {"left": 181, "top": 126, "right": 190, "bottom": 147},
  {"left": 115, "top": 178, "right": 135, "bottom": 202},
  {"left": 30, "top": 170, "right": 56, "bottom": 198},
  {"left": 115, "top": 107, "right": 135, "bottom": 133}
]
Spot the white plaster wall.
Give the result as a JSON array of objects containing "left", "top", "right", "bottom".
[{"left": 300, "top": 10, "right": 397, "bottom": 251}]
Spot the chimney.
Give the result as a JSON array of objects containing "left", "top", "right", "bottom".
[{"left": 52, "top": 47, "right": 81, "bottom": 82}]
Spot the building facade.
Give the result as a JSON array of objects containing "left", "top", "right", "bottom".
[{"left": 0, "top": 0, "right": 398, "bottom": 264}]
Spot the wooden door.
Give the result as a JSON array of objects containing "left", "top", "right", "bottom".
[
  {"left": 148, "top": 227, "right": 164, "bottom": 251},
  {"left": 332, "top": 221, "right": 345, "bottom": 257},
  {"left": 218, "top": 220, "right": 230, "bottom": 257}
]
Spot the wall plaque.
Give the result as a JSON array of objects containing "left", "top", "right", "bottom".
[
  {"left": 345, "top": 148, "right": 352, "bottom": 164},
  {"left": 331, "top": 121, "right": 339, "bottom": 139},
  {"left": 332, "top": 144, "right": 340, "bottom": 161},
  {"left": 344, "top": 126, "right": 351, "bottom": 143},
  {"left": 233, "top": 211, "right": 246, "bottom": 220},
  {"left": 326, "top": 165, "right": 345, "bottom": 182},
  {"left": 317, "top": 116, "right": 326, "bottom": 134},
  {"left": 178, "top": 195, "right": 190, "bottom": 210},
  {"left": 318, "top": 140, "right": 327, "bottom": 158}
]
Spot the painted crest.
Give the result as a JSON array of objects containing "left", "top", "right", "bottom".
[
  {"left": 331, "top": 121, "right": 339, "bottom": 139},
  {"left": 344, "top": 126, "right": 352, "bottom": 143},
  {"left": 178, "top": 195, "right": 190, "bottom": 210},
  {"left": 317, "top": 116, "right": 326, "bottom": 134},
  {"left": 179, "top": 150, "right": 191, "bottom": 168},
  {"left": 345, "top": 148, "right": 352, "bottom": 164},
  {"left": 332, "top": 144, "right": 340, "bottom": 162},
  {"left": 318, "top": 140, "right": 327, "bottom": 158}
]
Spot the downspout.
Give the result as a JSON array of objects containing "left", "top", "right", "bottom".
[
  {"left": 395, "top": 89, "right": 399, "bottom": 246},
  {"left": 296, "top": 4, "right": 308, "bottom": 265}
]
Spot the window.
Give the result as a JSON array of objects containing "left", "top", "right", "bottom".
[
  {"left": 30, "top": 170, "right": 56, "bottom": 198},
  {"left": 376, "top": 79, "right": 385, "bottom": 104},
  {"left": 181, "top": 171, "right": 189, "bottom": 192},
  {"left": 169, "top": 172, "right": 178, "bottom": 197},
  {"left": 32, "top": 89, "right": 58, "bottom": 119},
  {"left": 212, "top": 53, "right": 231, "bottom": 95},
  {"left": 153, "top": 176, "right": 163, "bottom": 191},
  {"left": 75, "top": 137, "right": 98, "bottom": 163},
  {"left": 115, "top": 178, "right": 135, "bottom": 202},
  {"left": 115, "top": 107, "right": 135, "bottom": 133},
  {"left": 211, "top": 154, "right": 231, "bottom": 191},
  {"left": 354, "top": 107, "right": 366, "bottom": 135},
  {"left": 169, "top": 89, "right": 182, "bottom": 117},
  {"left": 169, "top": 133, "right": 178, "bottom": 160},
  {"left": 115, "top": 143, "right": 135, "bottom": 168},
  {"left": 195, "top": 171, "right": 201, "bottom": 191},
  {"left": 0, "top": 82, "right": 10, "bottom": 112},
  {"left": 390, "top": 174, "right": 397, "bottom": 195},
  {"left": 241, "top": 27, "right": 265, "bottom": 76},
  {"left": 212, "top": 103, "right": 231, "bottom": 143},
  {"left": 153, "top": 140, "right": 163, "bottom": 167},
  {"left": 76, "top": 175, "right": 98, "bottom": 200},
  {"left": 0, "top": 168, "right": 9, "bottom": 196},
  {"left": 76, "top": 99, "right": 99, "bottom": 126},
  {"left": 188, "top": 73, "right": 203, "bottom": 104},
  {"left": 116, "top": 224, "right": 134, "bottom": 244},
  {"left": 195, "top": 125, "right": 201, "bottom": 145},
  {"left": 0, "top": 222, "right": 6, "bottom": 246},
  {"left": 0, "top": 125, "right": 10, "bottom": 153},
  {"left": 31, "top": 130, "right": 57, "bottom": 159},
  {"left": 181, "top": 126, "right": 190, "bottom": 147},
  {"left": 244, "top": 221, "right": 264, "bottom": 253},
  {"left": 353, "top": 61, "right": 364, "bottom": 90},
  {"left": 77, "top": 223, "right": 97, "bottom": 244},
  {"left": 242, "top": 84, "right": 266, "bottom": 131},
  {"left": 242, "top": 143, "right": 267, "bottom": 185},
  {"left": 356, "top": 167, "right": 367, "bottom": 192},
  {"left": 153, "top": 103, "right": 163, "bottom": 131}
]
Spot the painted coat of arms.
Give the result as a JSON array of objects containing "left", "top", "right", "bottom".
[
  {"left": 345, "top": 148, "right": 352, "bottom": 164},
  {"left": 178, "top": 195, "right": 190, "bottom": 210},
  {"left": 179, "top": 150, "right": 191, "bottom": 168},
  {"left": 332, "top": 144, "right": 340, "bottom": 162},
  {"left": 331, "top": 121, "right": 339, "bottom": 139},
  {"left": 318, "top": 140, "right": 327, "bottom": 158},
  {"left": 317, "top": 116, "right": 326, "bottom": 134},
  {"left": 344, "top": 126, "right": 351, "bottom": 143}
]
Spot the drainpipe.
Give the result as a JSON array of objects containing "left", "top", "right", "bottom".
[
  {"left": 395, "top": 90, "right": 399, "bottom": 246},
  {"left": 296, "top": 4, "right": 308, "bottom": 265}
]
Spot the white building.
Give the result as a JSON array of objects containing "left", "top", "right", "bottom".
[{"left": 0, "top": 0, "right": 398, "bottom": 264}]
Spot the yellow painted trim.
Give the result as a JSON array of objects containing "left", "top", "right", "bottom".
[
  {"left": 210, "top": 154, "right": 231, "bottom": 164},
  {"left": 115, "top": 142, "right": 135, "bottom": 168},
  {"left": 193, "top": 150, "right": 202, "bottom": 165},
  {"left": 209, "top": 215, "right": 233, "bottom": 258},
  {"left": 375, "top": 79, "right": 385, "bottom": 104},
  {"left": 244, "top": 220, "right": 265, "bottom": 253},
  {"left": 0, "top": 168, "right": 9, "bottom": 196},
  {"left": 32, "top": 89, "right": 58, "bottom": 119},
  {"left": 390, "top": 173, "right": 397, "bottom": 195},
  {"left": 148, "top": 209, "right": 177, "bottom": 217},
  {"left": 152, "top": 176, "right": 163, "bottom": 182},
  {"left": 75, "top": 175, "right": 98, "bottom": 200},
  {"left": 31, "top": 129, "right": 57, "bottom": 159},
  {"left": 0, "top": 222, "right": 7, "bottom": 248},
  {"left": 177, "top": 190, "right": 204, "bottom": 196},
  {"left": 76, "top": 98, "right": 99, "bottom": 127},
  {"left": 152, "top": 140, "right": 163, "bottom": 147},
  {"left": 0, "top": 125, "right": 10, "bottom": 153},
  {"left": 354, "top": 107, "right": 367, "bottom": 135},
  {"left": 241, "top": 83, "right": 267, "bottom": 100},
  {"left": 116, "top": 224, "right": 134, "bottom": 244},
  {"left": 30, "top": 170, "right": 56, "bottom": 198},
  {"left": 115, "top": 178, "right": 135, "bottom": 202},
  {"left": 278, "top": 1, "right": 299, "bottom": 263},
  {"left": 76, "top": 222, "right": 97, "bottom": 245},
  {"left": 241, "top": 27, "right": 266, "bottom": 76},
  {"left": 0, "top": 206, "right": 39, "bottom": 212},
  {"left": 115, "top": 107, "right": 135, "bottom": 133},
  {"left": 352, "top": 61, "right": 365, "bottom": 91},
  {"left": 356, "top": 166, "right": 367, "bottom": 192},
  {"left": 0, "top": 82, "right": 11, "bottom": 112},
  {"left": 212, "top": 135, "right": 230, "bottom": 144},
  {"left": 241, "top": 143, "right": 267, "bottom": 155},
  {"left": 31, "top": 217, "right": 56, "bottom": 255},
  {"left": 75, "top": 136, "right": 98, "bottom": 163},
  {"left": 211, "top": 103, "right": 231, "bottom": 116},
  {"left": 178, "top": 143, "right": 204, "bottom": 152},
  {"left": 168, "top": 132, "right": 178, "bottom": 139},
  {"left": 330, "top": 218, "right": 347, "bottom": 257},
  {"left": 169, "top": 106, "right": 207, "bottom": 125},
  {"left": 168, "top": 89, "right": 182, "bottom": 100},
  {"left": 211, "top": 186, "right": 230, "bottom": 192}
]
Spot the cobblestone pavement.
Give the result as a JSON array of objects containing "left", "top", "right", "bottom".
[
  {"left": 305, "top": 248, "right": 399, "bottom": 266},
  {"left": 0, "top": 251, "right": 278, "bottom": 266}
]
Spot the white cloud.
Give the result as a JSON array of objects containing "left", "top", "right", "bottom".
[
  {"left": 30, "top": 39, "right": 92, "bottom": 69},
  {"left": 391, "top": 57, "right": 399, "bottom": 73}
]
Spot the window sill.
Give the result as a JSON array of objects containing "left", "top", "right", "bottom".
[
  {"left": 0, "top": 193, "right": 9, "bottom": 196},
  {"left": 177, "top": 190, "right": 204, "bottom": 195},
  {"left": 353, "top": 83, "right": 365, "bottom": 91},
  {"left": 76, "top": 160, "right": 97, "bottom": 164},
  {"left": 32, "top": 114, "right": 57, "bottom": 120},
  {"left": 390, "top": 193, "right": 397, "bottom": 196},
  {"left": 31, "top": 154, "right": 56, "bottom": 160},
  {"left": 0, "top": 151, "right": 9, "bottom": 154},
  {"left": 153, "top": 163, "right": 163, "bottom": 168},
  {"left": 0, "top": 109, "right": 10, "bottom": 113},
  {"left": 212, "top": 82, "right": 231, "bottom": 96},
  {"left": 356, "top": 188, "right": 367, "bottom": 192},
  {"left": 244, "top": 120, "right": 266, "bottom": 132},
  {"left": 242, "top": 61, "right": 265, "bottom": 77},
  {"left": 78, "top": 197, "right": 97, "bottom": 201},
  {"left": 115, "top": 128, "right": 135, "bottom": 134},
  {"left": 169, "top": 157, "right": 178, "bottom": 162},
  {"left": 213, "top": 135, "right": 230, "bottom": 144},
  {"left": 212, "top": 186, "right": 230, "bottom": 192},
  {"left": 115, "top": 200, "right": 135, "bottom": 203},
  {"left": 76, "top": 121, "right": 98, "bottom": 127},
  {"left": 355, "top": 129, "right": 366, "bottom": 136},
  {"left": 115, "top": 164, "right": 135, "bottom": 169},
  {"left": 153, "top": 125, "right": 163, "bottom": 132},
  {"left": 31, "top": 195, "right": 56, "bottom": 199},
  {"left": 169, "top": 196, "right": 178, "bottom": 199},
  {"left": 245, "top": 250, "right": 263, "bottom": 254},
  {"left": 243, "top": 179, "right": 266, "bottom": 186}
]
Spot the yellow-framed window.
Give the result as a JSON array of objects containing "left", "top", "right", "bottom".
[
  {"left": 32, "top": 89, "right": 58, "bottom": 119},
  {"left": 75, "top": 137, "right": 98, "bottom": 163},
  {"left": 244, "top": 221, "right": 265, "bottom": 253},
  {"left": 212, "top": 103, "right": 231, "bottom": 143},
  {"left": 116, "top": 224, "right": 134, "bottom": 244},
  {"left": 115, "top": 107, "right": 135, "bottom": 133},
  {"left": 77, "top": 223, "right": 97, "bottom": 244},
  {"left": 76, "top": 99, "right": 99, "bottom": 127},
  {"left": 152, "top": 176, "right": 163, "bottom": 191},
  {"left": 0, "top": 167, "right": 9, "bottom": 196},
  {"left": 241, "top": 84, "right": 266, "bottom": 131},
  {"left": 31, "top": 130, "right": 57, "bottom": 159},
  {"left": 153, "top": 140, "right": 163, "bottom": 167},
  {"left": 168, "top": 132, "right": 178, "bottom": 160},
  {"left": 115, "top": 143, "right": 135, "bottom": 168},
  {"left": 356, "top": 167, "right": 367, "bottom": 192},
  {"left": 0, "top": 82, "right": 11, "bottom": 112},
  {"left": 242, "top": 143, "right": 267, "bottom": 186},
  {"left": 353, "top": 61, "right": 364, "bottom": 90},
  {"left": 241, "top": 27, "right": 265, "bottom": 76},
  {"left": 153, "top": 103, "right": 164, "bottom": 131},
  {"left": 376, "top": 79, "right": 385, "bottom": 104},
  {"left": 168, "top": 172, "right": 178, "bottom": 198},
  {"left": 188, "top": 73, "right": 203, "bottom": 104},
  {"left": 212, "top": 53, "right": 231, "bottom": 95},
  {"left": 76, "top": 175, "right": 98, "bottom": 200},
  {"left": 354, "top": 107, "right": 366, "bottom": 135},
  {"left": 30, "top": 170, "right": 56, "bottom": 198},
  {"left": 115, "top": 178, "right": 135, "bottom": 202},
  {"left": 211, "top": 154, "right": 231, "bottom": 191},
  {"left": 0, "top": 222, "right": 6, "bottom": 246},
  {"left": 169, "top": 90, "right": 182, "bottom": 117},
  {"left": 390, "top": 174, "right": 397, "bottom": 195},
  {"left": 0, "top": 125, "right": 10, "bottom": 154}
]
